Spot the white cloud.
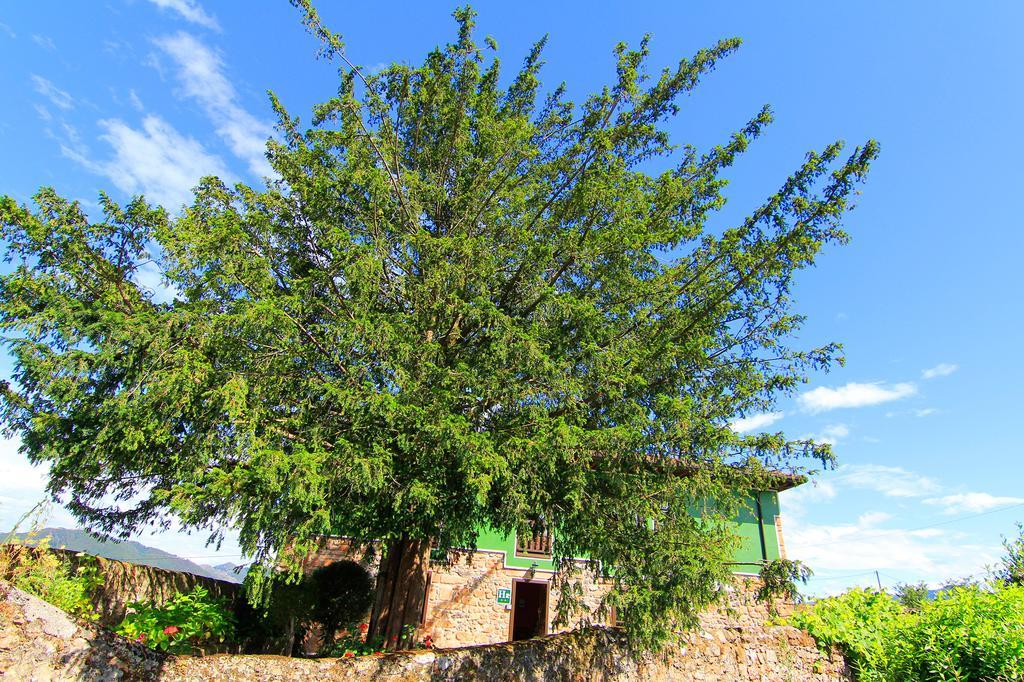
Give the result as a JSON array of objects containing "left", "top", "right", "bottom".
[
  {"left": 914, "top": 408, "right": 938, "bottom": 417},
  {"left": 858, "top": 511, "right": 892, "bottom": 527},
  {"left": 31, "top": 33, "right": 56, "bottom": 50},
  {"left": 730, "top": 411, "right": 783, "bottom": 434},
  {"left": 799, "top": 382, "right": 917, "bottom": 413},
  {"left": 924, "top": 492, "right": 1024, "bottom": 516},
  {"left": 834, "top": 463, "right": 941, "bottom": 498},
  {"left": 31, "top": 75, "right": 74, "bottom": 110},
  {"left": 133, "top": 259, "right": 180, "bottom": 303},
  {"left": 0, "top": 437, "right": 78, "bottom": 531},
  {"left": 922, "top": 363, "right": 958, "bottom": 379},
  {"left": 787, "top": 512, "right": 996, "bottom": 583},
  {"left": 153, "top": 32, "right": 273, "bottom": 176},
  {"left": 0, "top": 22, "right": 15, "bottom": 39},
  {"left": 0, "top": 437, "right": 47, "bottom": 494},
  {"left": 147, "top": 0, "right": 220, "bottom": 31},
  {"left": 780, "top": 479, "right": 837, "bottom": 519},
  {"left": 128, "top": 89, "right": 145, "bottom": 112},
  {"left": 809, "top": 423, "right": 850, "bottom": 446},
  {"left": 63, "top": 115, "right": 232, "bottom": 210},
  {"left": 0, "top": 436, "right": 244, "bottom": 561},
  {"left": 34, "top": 104, "right": 52, "bottom": 122}
]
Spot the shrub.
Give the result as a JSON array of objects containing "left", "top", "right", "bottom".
[
  {"left": 785, "top": 588, "right": 907, "bottom": 681},
  {"left": 307, "top": 560, "right": 375, "bottom": 640},
  {"left": 1, "top": 536, "right": 102, "bottom": 620},
  {"left": 890, "top": 584, "right": 1024, "bottom": 681},
  {"left": 787, "top": 583, "right": 1024, "bottom": 682},
  {"left": 996, "top": 522, "right": 1024, "bottom": 587},
  {"left": 118, "top": 585, "right": 237, "bottom": 655},
  {"left": 894, "top": 581, "right": 929, "bottom": 611}
]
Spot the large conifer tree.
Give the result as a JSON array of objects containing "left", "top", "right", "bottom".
[{"left": 0, "top": 2, "right": 876, "bottom": 650}]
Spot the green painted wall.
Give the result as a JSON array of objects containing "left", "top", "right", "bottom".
[{"left": 473, "top": 490, "right": 784, "bottom": 574}]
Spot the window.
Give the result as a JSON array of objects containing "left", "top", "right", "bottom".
[{"left": 515, "top": 519, "right": 552, "bottom": 559}]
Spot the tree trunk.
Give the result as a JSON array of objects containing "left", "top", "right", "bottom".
[{"left": 367, "top": 535, "right": 431, "bottom": 651}]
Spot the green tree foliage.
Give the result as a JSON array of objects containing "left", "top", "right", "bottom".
[
  {"left": 894, "top": 581, "right": 930, "bottom": 611},
  {"left": 756, "top": 558, "right": 812, "bottom": 607},
  {"left": 788, "top": 585, "right": 1024, "bottom": 682},
  {"left": 996, "top": 522, "right": 1024, "bottom": 587},
  {"left": 0, "top": 2, "right": 876, "bottom": 651},
  {"left": 306, "top": 560, "right": 375, "bottom": 642}
]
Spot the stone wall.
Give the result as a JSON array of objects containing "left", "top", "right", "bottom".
[
  {"left": 424, "top": 549, "right": 612, "bottom": 648},
  {"left": 54, "top": 548, "right": 241, "bottom": 628},
  {"left": 2, "top": 580, "right": 851, "bottom": 681}
]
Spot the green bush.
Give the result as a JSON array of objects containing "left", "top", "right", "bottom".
[
  {"left": 1, "top": 541, "right": 102, "bottom": 620},
  {"left": 894, "top": 581, "right": 929, "bottom": 611},
  {"left": 118, "top": 585, "right": 237, "bottom": 655},
  {"left": 785, "top": 588, "right": 908, "bottom": 681},
  {"left": 890, "top": 585, "right": 1024, "bottom": 681},
  {"left": 787, "top": 583, "right": 1024, "bottom": 682},
  {"left": 996, "top": 522, "right": 1024, "bottom": 587},
  {"left": 307, "top": 560, "right": 375, "bottom": 640}
]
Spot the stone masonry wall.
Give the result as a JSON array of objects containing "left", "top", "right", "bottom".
[
  {"left": 2, "top": 580, "right": 851, "bottom": 681},
  {"left": 424, "top": 549, "right": 611, "bottom": 648},
  {"left": 53, "top": 548, "right": 241, "bottom": 628}
]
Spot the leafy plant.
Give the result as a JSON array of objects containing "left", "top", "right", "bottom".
[
  {"left": 890, "top": 584, "right": 1024, "bottom": 682},
  {"left": 787, "top": 583, "right": 1024, "bottom": 682},
  {"left": 995, "top": 521, "right": 1024, "bottom": 587},
  {"left": 321, "top": 622, "right": 430, "bottom": 658},
  {"left": 757, "top": 558, "right": 812, "bottom": 606},
  {"left": 118, "top": 585, "right": 237, "bottom": 655},
  {"left": 321, "top": 622, "right": 384, "bottom": 658},
  {"left": 786, "top": 588, "right": 906, "bottom": 682},
  {"left": 0, "top": 503, "right": 102, "bottom": 620},
  {"left": 893, "top": 581, "right": 929, "bottom": 611}
]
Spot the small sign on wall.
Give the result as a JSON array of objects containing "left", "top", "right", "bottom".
[{"left": 496, "top": 587, "right": 512, "bottom": 605}]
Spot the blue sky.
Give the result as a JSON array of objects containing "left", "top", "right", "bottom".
[{"left": 1, "top": 1, "right": 1022, "bottom": 592}]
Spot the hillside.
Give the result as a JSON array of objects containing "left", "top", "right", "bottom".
[{"left": 5, "top": 527, "right": 246, "bottom": 583}]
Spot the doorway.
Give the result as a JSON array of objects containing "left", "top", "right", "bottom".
[{"left": 510, "top": 580, "right": 548, "bottom": 641}]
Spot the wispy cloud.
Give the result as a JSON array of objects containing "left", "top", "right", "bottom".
[
  {"left": 0, "top": 436, "right": 79, "bottom": 531},
  {"left": 730, "top": 411, "right": 783, "bottom": 434},
  {"left": 147, "top": 0, "right": 220, "bottom": 31},
  {"left": 153, "top": 32, "right": 273, "bottom": 176},
  {"left": 128, "top": 89, "right": 145, "bottom": 112},
  {"left": 63, "top": 115, "right": 232, "bottom": 210},
  {"left": 0, "top": 22, "right": 15, "bottom": 39},
  {"left": 799, "top": 381, "right": 916, "bottom": 413},
  {"left": 914, "top": 408, "right": 938, "bottom": 418},
  {"left": 31, "top": 75, "right": 74, "bottom": 110},
  {"left": 813, "top": 423, "right": 850, "bottom": 446},
  {"left": 922, "top": 363, "right": 958, "bottom": 380},
  {"left": 31, "top": 33, "right": 56, "bottom": 50},
  {"left": 924, "top": 492, "right": 1024, "bottom": 515},
  {"left": 786, "top": 510, "right": 995, "bottom": 582},
  {"left": 133, "top": 259, "right": 179, "bottom": 303},
  {"left": 835, "top": 463, "right": 941, "bottom": 498}
]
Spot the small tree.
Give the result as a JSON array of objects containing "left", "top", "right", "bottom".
[
  {"left": 0, "top": 1, "right": 876, "bottom": 651},
  {"left": 894, "top": 581, "right": 929, "bottom": 611},
  {"left": 996, "top": 522, "right": 1024, "bottom": 587}
]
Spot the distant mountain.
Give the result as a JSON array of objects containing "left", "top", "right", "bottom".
[
  {"left": 5, "top": 527, "right": 247, "bottom": 583},
  {"left": 212, "top": 561, "right": 250, "bottom": 581}
]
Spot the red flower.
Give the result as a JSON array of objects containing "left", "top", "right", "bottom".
[
  {"left": 358, "top": 623, "right": 369, "bottom": 633},
  {"left": 136, "top": 634, "right": 146, "bottom": 643},
  {"left": 163, "top": 626, "right": 180, "bottom": 636},
  {"left": 343, "top": 651, "right": 355, "bottom": 658}
]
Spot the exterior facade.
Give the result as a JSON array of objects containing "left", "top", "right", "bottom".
[{"left": 305, "top": 486, "right": 796, "bottom": 649}]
